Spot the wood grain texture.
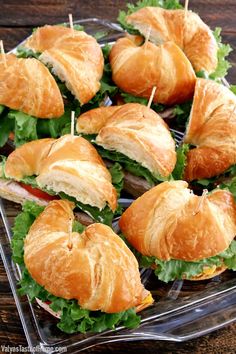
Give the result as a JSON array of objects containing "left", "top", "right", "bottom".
[{"left": 1, "top": 0, "right": 236, "bottom": 352}]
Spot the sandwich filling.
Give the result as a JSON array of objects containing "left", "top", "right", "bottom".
[
  {"left": 0, "top": 157, "right": 124, "bottom": 225},
  {"left": 83, "top": 134, "right": 171, "bottom": 186},
  {"left": 173, "top": 143, "right": 236, "bottom": 197},
  {"left": 137, "top": 243, "right": 236, "bottom": 282}
]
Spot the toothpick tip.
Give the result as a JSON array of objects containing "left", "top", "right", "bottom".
[
  {"left": 70, "top": 111, "right": 75, "bottom": 136},
  {"left": 147, "top": 86, "right": 157, "bottom": 109}
]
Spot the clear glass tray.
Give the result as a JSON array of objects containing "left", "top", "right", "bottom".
[{"left": 1, "top": 18, "right": 236, "bottom": 353}]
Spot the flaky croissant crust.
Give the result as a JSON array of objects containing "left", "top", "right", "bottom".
[
  {"left": 119, "top": 181, "right": 236, "bottom": 262},
  {"left": 126, "top": 7, "right": 218, "bottom": 74},
  {"left": 109, "top": 37, "right": 196, "bottom": 105},
  {"left": 0, "top": 54, "right": 64, "bottom": 118},
  {"left": 184, "top": 79, "right": 236, "bottom": 181},
  {"left": 25, "top": 25, "right": 104, "bottom": 105},
  {"left": 76, "top": 103, "right": 176, "bottom": 177},
  {"left": 4, "top": 135, "right": 117, "bottom": 211},
  {"left": 24, "top": 200, "right": 148, "bottom": 313}
]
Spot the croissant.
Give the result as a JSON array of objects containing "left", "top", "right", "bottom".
[
  {"left": 76, "top": 103, "right": 176, "bottom": 178},
  {"left": 25, "top": 25, "right": 104, "bottom": 105},
  {"left": 24, "top": 199, "right": 152, "bottom": 313},
  {"left": 109, "top": 37, "right": 196, "bottom": 105},
  {"left": 119, "top": 181, "right": 236, "bottom": 280},
  {"left": 25, "top": 25, "right": 77, "bottom": 52},
  {"left": 4, "top": 135, "right": 117, "bottom": 211},
  {"left": 184, "top": 79, "right": 236, "bottom": 181},
  {"left": 126, "top": 7, "right": 218, "bottom": 74},
  {"left": 0, "top": 54, "right": 64, "bottom": 118}
]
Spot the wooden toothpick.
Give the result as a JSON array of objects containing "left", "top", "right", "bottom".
[
  {"left": 68, "top": 13, "right": 74, "bottom": 37},
  {"left": 229, "top": 104, "right": 236, "bottom": 122},
  {"left": 67, "top": 217, "right": 73, "bottom": 250},
  {"left": 184, "top": 0, "right": 189, "bottom": 14},
  {"left": 193, "top": 189, "right": 208, "bottom": 216},
  {"left": 147, "top": 86, "right": 157, "bottom": 109},
  {"left": 144, "top": 25, "right": 152, "bottom": 54},
  {"left": 183, "top": 1, "right": 189, "bottom": 48},
  {"left": 71, "top": 111, "right": 75, "bottom": 136},
  {"left": 0, "top": 40, "right": 7, "bottom": 68}
]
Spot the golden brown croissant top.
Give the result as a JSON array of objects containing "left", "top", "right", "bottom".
[
  {"left": 25, "top": 25, "right": 77, "bottom": 52},
  {"left": 109, "top": 37, "right": 196, "bottom": 105},
  {"left": 126, "top": 7, "right": 218, "bottom": 74},
  {"left": 0, "top": 54, "right": 64, "bottom": 118},
  {"left": 119, "top": 181, "right": 236, "bottom": 261},
  {"left": 184, "top": 79, "right": 236, "bottom": 181},
  {"left": 25, "top": 25, "right": 104, "bottom": 105},
  {"left": 77, "top": 103, "right": 176, "bottom": 178},
  {"left": 4, "top": 135, "right": 117, "bottom": 211},
  {"left": 24, "top": 200, "right": 150, "bottom": 313}
]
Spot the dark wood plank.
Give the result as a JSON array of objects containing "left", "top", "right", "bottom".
[{"left": 0, "top": 0, "right": 235, "bottom": 31}]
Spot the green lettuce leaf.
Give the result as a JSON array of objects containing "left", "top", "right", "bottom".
[
  {"left": 11, "top": 201, "right": 44, "bottom": 265},
  {"left": 0, "top": 106, "right": 14, "bottom": 148},
  {"left": 72, "top": 220, "right": 86, "bottom": 233},
  {"left": 95, "top": 144, "right": 169, "bottom": 185},
  {"left": 59, "top": 192, "right": 115, "bottom": 226},
  {"left": 139, "top": 240, "right": 236, "bottom": 282},
  {"left": 37, "top": 106, "right": 78, "bottom": 138},
  {"left": 102, "top": 43, "right": 111, "bottom": 60},
  {"left": 109, "top": 162, "right": 124, "bottom": 197},
  {"left": 118, "top": 0, "right": 182, "bottom": 33},
  {"left": 172, "top": 144, "right": 189, "bottom": 180},
  {"left": 220, "top": 176, "right": 236, "bottom": 200},
  {"left": 210, "top": 28, "right": 232, "bottom": 80},
  {"left": 94, "top": 30, "right": 109, "bottom": 41},
  {"left": 7, "top": 106, "right": 79, "bottom": 145},
  {"left": 8, "top": 111, "right": 38, "bottom": 146},
  {"left": 173, "top": 101, "right": 192, "bottom": 129},
  {"left": 12, "top": 201, "right": 141, "bottom": 333},
  {"left": 120, "top": 92, "right": 165, "bottom": 112},
  {"left": 230, "top": 85, "right": 236, "bottom": 95},
  {"left": 16, "top": 46, "right": 41, "bottom": 59},
  {"left": 121, "top": 93, "right": 148, "bottom": 105},
  {"left": 193, "top": 164, "right": 236, "bottom": 191},
  {"left": 0, "top": 155, "right": 7, "bottom": 178},
  {"left": 0, "top": 104, "right": 5, "bottom": 115}
]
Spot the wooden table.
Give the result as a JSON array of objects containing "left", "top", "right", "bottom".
[{"left": 0, "top": 1, "right": 236, "bottom": 352}]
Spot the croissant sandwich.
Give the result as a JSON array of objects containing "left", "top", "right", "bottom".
[
  {"left": 76, "top": 103, "right": 177, "bottom": 189},
  {"left": 183, "top": 78, "right": 236, "bottom": 183},
  {"left": 119, "top": 181, "right": 236, "bottom": 282},
  {"left": 11, "top": 199, "right": 153, "bottom": 333},
  {"left": 25, "top": 25, "right": 104, "bottom": 105},
  {"left": 0, "top": 53, "right": 65, "bottom": 147},
  {"left": 109, "top": 36, "right": 196, "bottom": 105},
  {"left": 125, "top": 7, "right": 218, "bottom": 74},
  {"left": 0, "top": 53, "right": 64, "bottom": 119},
  {"left": 0, "top": 134, "right": 120, "bottom": 224},
  {"left": 0, "top": 25, "right": 105, "bottom": 148}
]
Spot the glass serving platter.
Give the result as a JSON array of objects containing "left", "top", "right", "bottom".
[{"left": 1, "top": 18, "right": 236, "bottom": 354}]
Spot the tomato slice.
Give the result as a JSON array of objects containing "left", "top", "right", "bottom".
[
  {"left": 9, "top": 132, "right": 15, "bottom": 141},
  {"left": 19, "top": 182, "right": 58, "bottom": 201}
]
